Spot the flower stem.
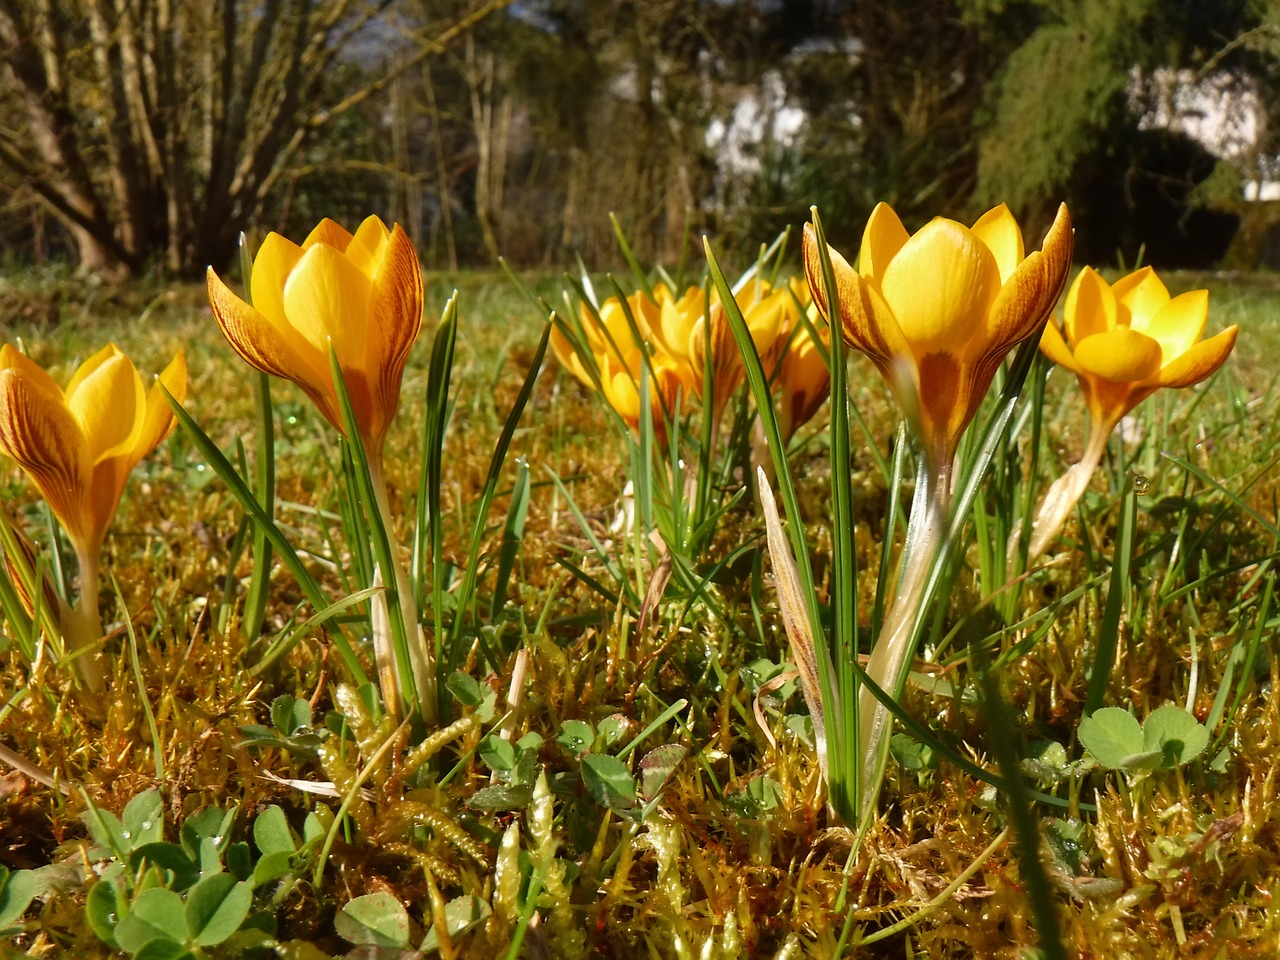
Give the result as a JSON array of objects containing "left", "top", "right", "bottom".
[
  {"left": 857, "top": 457, "right": 949, "bottom": 825},
  {"left": 367, "top": 456, "right": 435, "bottom": 722},
  {"left": 1022, "top": 418, "right": 1113, "bottom": 564},
  {"left": 68, "top": 543, "right": 104, "bottom": 694}
]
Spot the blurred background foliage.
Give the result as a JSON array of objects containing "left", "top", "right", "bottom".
[{"left": 1, "top": 0, "right": 1279, "bottom": 280}]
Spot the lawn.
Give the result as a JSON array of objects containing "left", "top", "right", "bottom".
[{"left": 0, "top": 255, "right": 1278, "bottom": 959}]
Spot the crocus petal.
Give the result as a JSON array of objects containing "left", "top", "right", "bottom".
[
  {"left": 64, "top": 349, "right": 146, "bottom": 463},
  {"left": 590, "top": 295, "right": 645, "bottom": 361},
  {"left": 63, "top": 342, "right": 121, "bottom": 397},
  {"left": 653, "top": 292, "right": 699, "bottom": 363},
  {"left": 208, "top": 267, "right": 330, "bottom": 391},
  {"left": 970, "top": 204, "right": 1025, "bottom": 284},
  {"left": 0, "top": 370, "right": 93, "bottom": 545},
  {"left": 137, "top": 350, "right": 188, "bottom": 459},
  {"left": 915, "top": 350, "right": 971, "bottom": 466},
  {"left": 982, "top": 203, "right": 1073, "bottom": 357},
  {"left": 1039, "top": 321, "right": 1081, "bottom": 373},
  {"left": 0, "top": 345, "right": 64, "bottom": 401},
  {"left": 346, "top": 215, "right": 392, "bottom": 280},
  {"left": 804, "top": 223, "right": 910, "bottom": 364},
  {"left": 283, "top": 242, "right": 374, "bottom": 363},
  {"left": 362, "top": 223, "right": 424, "bottom": 448},
  {"left": 858, "top": 202, "right": 910, "bottom": 284},
  {"left": 879, "top": 219, "right": 1001, "bottom": 357},
  {"left": 1063, "top": 267, "right": 1116, "bottom": 345},
  {"left": 1111, "top": 266, "right": 1169, "bottom": 326},
  {"left": 551, "top": 323, "right": 595, "bottom": 388},
  {"left": 1131, "top": 289, "right": 1208, "bottom": 361},
  {"left": 1085, "top": 378, "right": 1149, "bottom": 438},
  {"left": 744, "top": 291, "right": 787, "bottom": 355},
  {"left": 1151, "top": 325, "right": 1238, "bottom": 388},
  {"left": 1074, "top": 328, "right": 1163, "bottom": 382},
  {"left": 631, "top": 289, "right": 663, "bottom": 342},
  {"left": 778, "top": 327, "right": 831, "bottom": 440},
  {"left": 250, "top": 233, "right": 304, "bottom": 327},
  {"left": 303, "top": 218, "right": 354, "bottom": 253}
]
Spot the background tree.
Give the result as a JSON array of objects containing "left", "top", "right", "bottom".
[
  {"left": 3, "top": 0, "right": 1278, "bottom": 276},
  {"left": 0, "top": 0, "right": 507, "bottom": 279},
  {"left": 973, "top": 0, "right": 1273, "bottom": 265}
]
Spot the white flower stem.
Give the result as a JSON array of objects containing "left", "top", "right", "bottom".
[
  {"left": 1022, "top": 420, "right": 1112, "bottom": 564},
  {"left": 68, "top": 543, "right": 105, "bottom": 694},
  {"left": 856, "top": 456, "right": 949, "bottom": 825}
]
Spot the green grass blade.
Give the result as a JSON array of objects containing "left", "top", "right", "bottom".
[
  {"left": 1084, "top": 480, "right": 1136, "bottom": 716},
  {"left": 162, "top": 385, "right": 368, "bottom": 687},
  {"left": 327, "top": 346, "right": 418, "bottom": 719},
  {"left": 704, "top": 234, "right": 853, "bottom": 820},
  {"left": 114, "top": 576, "right": 164, "bottom": 782},
  {"left": 1207, "top": 573, "right": 1272, "bottom": 754},
  {"left": 703, "top": 238, "right": 823, "bottom": 650},
  {"left": 973, "top": 647, "right": 1068, "bottom": 960},
  {"left": 489, "top": 457, "right": 530, "bottom": 622},
  {"left": 235, "top": 233, "right": 275, "bottom": 641},
  {"left": 609, "top": 213, "right": 655, "bottom": 300},
  {"left": 1161, "top": 451, "right": 1280, "bottom": 541},
  {"left": 249, "top": 587, "right": 382, "bottom": 678},
  {"left": 447, "top": 317, "right": 551, "bottom": 673},
  {"left": 417, "top": 293, "right": 459, "bottom": 642},
  {"left": 802, "top": 208, "right": 862, "bottom": 822},
  {"left": 242, "top": 372, "right": 275, "bottom": 640},
  {"left": 873, "top": 422, "right": 910, "bottom": 639}
]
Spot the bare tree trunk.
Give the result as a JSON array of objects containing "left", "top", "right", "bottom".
[
  {"left": 0, "top": 0, "right": 512, "bottom": 279},
  {"left": 1221, "top": 201, "right": 1280, "bottom": 270},
  {"left": 423, "top": 60, "right": 458, "bottom": 271},
  {"left": 560, "top": 146, "right": 585, "bottom": 251},
  {"left": 466, "top": 34, "right": 500, "bottom": 262}
]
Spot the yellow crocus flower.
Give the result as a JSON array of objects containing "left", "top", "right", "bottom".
[
  {"left": 0, "top": 344, "right": 186, "bottom": 559},
  {"left": 1039, "top": 265, "right": 1238, "bottom": 435},
  {"left": 206, "top": 215, "right": 424, "bottom": 460},
  {"left": 0, "top": 343, "right": 186, "bottom": 690},
  {"left": 771, "top": 307, "right": 831, "bottom": 443},
  {"left": 649, "top": 281, "right": 789, "bottom": 419},
  {"left": 597, "top": 348, "right": 684, "bottom": 439},
  {"left": 1024, "top": 266, "right": 1238, "bottom": 561},
  {"left": 209, "top": 216, "right": 432, "bottom": 719},
  {"left": 552, "top": 287, "right": 661, "bottom": 389},
  {"left": 805, "top": 202, "right": 1073, "bottom": 475}
]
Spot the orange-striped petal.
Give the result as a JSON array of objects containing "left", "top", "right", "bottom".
[
  {"left": 208, "top": 267, "right": 329, "bottom": 391},
  {"left": 362, "top": 223, "right": 424, "bottom": 448},
  {"left": 0, "top": 369, "right": 92, "bottom": 545},
  {"left": 0, "top": 345, "right": 63, "bottom": 402},
  {"left": 983, "top": 203, "right": 1073, "bottom": 357}
]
